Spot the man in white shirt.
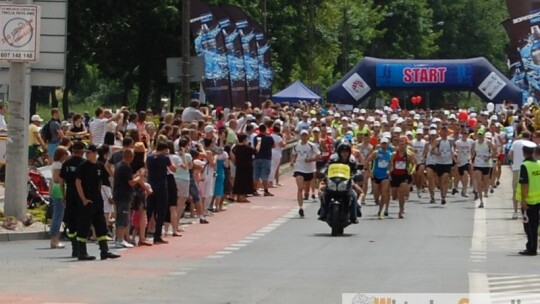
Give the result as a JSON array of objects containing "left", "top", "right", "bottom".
[
  {"left": 89, "top": 108, "right": 122, "bottom": 145},
  {"left": 509, "top": 130, "right": 532, "bottom": 219},
  {"left": 181, "top": 99, "right": 209, "bottom": 123}
]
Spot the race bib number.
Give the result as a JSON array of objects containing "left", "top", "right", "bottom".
[
  {"left": 378, "top": 159, "right": 389, "bottom": 168},
  {"left": 395, "top": 161, "right": 407, "bottom": 170}
]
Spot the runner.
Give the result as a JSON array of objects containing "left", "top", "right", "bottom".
[
  {"left": 454, "top": 127, "right": 474, "bottom": 197},
  {"left": 356, "top": 129, "right": 373, "bottom": 205},
  {"left": 471, "top": 129, "right": 497, "bottom": 208},
  {"left": 423, "top": 129, "right": 439, "bottom": 204},
  {"left": 389, "top": 136, "right": 416, "bottom": 218},
  {"left": 411, "top": 129, "right": 426, "bottom": 198},
  {"left": 367, "top": 137, "right": 392, "bottom": 219},
  {"left": 290, "top": 129, "right": 321, "bottom": 217},
  {"left": 432, "top": 125, "right": 456, "bottom": 205}
]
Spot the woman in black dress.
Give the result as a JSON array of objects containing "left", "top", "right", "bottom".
[{"left": 232, "top": 134, "right": 255, "bottom": 203}]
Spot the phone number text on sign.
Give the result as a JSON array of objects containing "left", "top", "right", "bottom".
[{"left": 0, "top": 5, "right": 39, "bottom": 63}]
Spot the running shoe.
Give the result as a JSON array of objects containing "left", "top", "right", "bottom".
[
  {"left": 430, "top": 197, "right": 435, "bottom": 204},
  {"left": 311, "top": 194, "right": 316, "bottom": 200},
  {"left": 377, "top": 213, "right": 383, "bottom": 220},
  {"left": 474, "top": 192, "right": 479, "bottom": 201},
  {"left": 512, "top": 212, "right": 518, "bottom": 220},
  {"left": 417, "top": 189, "right": 422, "bottom": 198},
  {"left": 441, "top": 199, "right": 447, "bottom": 205},
  {"left": 299, "top": 208, "right": 305, "bottom": 217},
  {"left": 478, "top": 201, "right": 484, "bottom": 208},
  {"left": 384, "top": 210, "right": 389, "bottom": 217},
  {"left": 452, "top": 188, "right": 458, "bottom": 195}
]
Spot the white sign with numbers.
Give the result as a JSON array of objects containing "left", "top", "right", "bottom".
[{"left": 0, "top": 4, "right": 40, "bottom": 63}]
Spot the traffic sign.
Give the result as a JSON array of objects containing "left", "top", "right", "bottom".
[
  {"left": 166, "top": 56, "right": 205, "bottom": 83},
  {"left": 0, "top": 4, "right": 40, "bottom": 62}
]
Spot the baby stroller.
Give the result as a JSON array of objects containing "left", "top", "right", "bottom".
[{"left": 28, "top": 168, "right": 50, "bottom": 209}]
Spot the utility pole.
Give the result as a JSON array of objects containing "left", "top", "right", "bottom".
[
  {"left": 181, "top": 0, "right": 191, "bottom": 107},
  {"left": 4, "top": 0, "right": 32, "bottom": 219},
  {"left": 262, "top": 0, "right": 267, "bottom": 32}
]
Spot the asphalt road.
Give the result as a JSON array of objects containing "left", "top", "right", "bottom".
[{"left": 0, "top": 166, "right": 537, "bottom": 304}]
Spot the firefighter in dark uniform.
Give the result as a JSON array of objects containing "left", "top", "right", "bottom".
[
  {"left": 75, "top": 144, "right": 120, "bottom": 261},
  {"left": 516, "top": 140, "right": 540, "bottom": 256},
  {"left": 59, "top": 141, "right": 86, "bottom": 257}
]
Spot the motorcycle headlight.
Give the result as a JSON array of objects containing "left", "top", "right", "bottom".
[
  {"left": 337, "top": 181, "right": 348, "bottom": 192},
  {"left": 327, "top": 180, "right": 337, "bottom": 191}
]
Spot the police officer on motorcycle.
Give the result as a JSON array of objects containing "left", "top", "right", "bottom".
[{"left": 318, "top": 142, "right": 362, "bottom": 223}]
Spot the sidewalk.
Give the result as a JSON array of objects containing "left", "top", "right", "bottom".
[{"left": 0, "top": 164, "right": 294, "bottom": 242}]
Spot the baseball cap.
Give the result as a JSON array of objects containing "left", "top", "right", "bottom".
[
  {"left": 353, "top": 108, "right": 360, "bottom": 113},
  {"left": 448, "top": 114, "right": 457, "bottom": 120},
  {"left": 373, "top": 121, "right": 381, "bottom": 127},
  {"left": 485, "top": 132, "right": 493, "bottom": 139},
  {"left": 341, "top": 117, "right": 349, "bottom": 122},
  {"left": 490, "top": 115, "right": 498, "bottom": 121},
  {"left": 523, "top": 141, "right": 537, "bottom": 149},
  {"left": 334, "top": 113, "right": 341, "bottom": 118},
  {"left": 367, "top": 116, "right": 375, "bottom": 123},
  {"left": 429, "top": 130, "right": 437, "bottom": 136},
  {"left": 300, "top": 129, "right": 309, "bottom": 135},
  {"left": 393, "top": 127, "right": 402, "bottom": 133},
  {"left": 85, "top": 144, "right": 98, "bottom": 153},
  {"left": 416, "top": 129, "right": 424, "bottom": 135},
  {"left": 477, "top": 128, "right": 485, "bottom": 135},
  {"left": 380, "top": 137, "right": 390, "bottom": 144},
  {"left": 414, "top": 114, "right": 420, "bottom": 120},
  {"left": 358, "top": 116, "right": 365, "bottom": 121},
  {"left": 405, "top": 131, "right": 413, "bottom": 136},
  {"left": 396, "top": 118, "right": 404, "bottom": 124},
  {"left": 204, "top": 125, "right": 215, "bottom": 133},
  {"left": 312, "top": 127, "right": 320, "bottom": 132},
  {"left": 31, "top": 114, "right": 43, "bottom": 122},
  {"left": 430, "top": 124, "right": 437, "bottom": 129},
  {"left": 360, "top": 109, "right": 367, "bottom": 114}
]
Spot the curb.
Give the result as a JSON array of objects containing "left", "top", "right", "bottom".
[{"left": 0, "top": 231, "right": 48, "bottom": 242}]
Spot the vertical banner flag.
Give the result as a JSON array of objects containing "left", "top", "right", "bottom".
[
  {"left": 190, "top": 0, "right": 231, "bottom": 107},
  {"left": 250, "top": 19, "right": 273, "bottom": 99},
  {"left": 211, "top": 6, "right": 248, "bottom": 108},
  {"left": 505, "top": 10, "right": 540, "bottom": 100},
  {"left": 502, "top": 19, "right": 532, "bottom": 104},
  {"left": 222, "top": 5, "right": 260, "bottom": 106}
]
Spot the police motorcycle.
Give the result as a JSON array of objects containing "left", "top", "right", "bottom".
[{"left": 318, "top": 160, "right": 363, "bottom": 236}]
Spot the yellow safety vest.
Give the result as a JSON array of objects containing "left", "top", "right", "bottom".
[{"left": 516, "top": 160, "right": 540, "bottom": 204}]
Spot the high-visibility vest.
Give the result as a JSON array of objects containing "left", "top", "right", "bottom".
[{"left": 516, "top": 160, "right": 540, "bottom": 204}]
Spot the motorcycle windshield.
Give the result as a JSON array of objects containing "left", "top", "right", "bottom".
[{"left": 327, "top": 163, "right": 350, "bottom": 180}]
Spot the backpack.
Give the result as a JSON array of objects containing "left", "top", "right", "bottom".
[{"left": 40, "top": 120, "right": 52, "bottom": 142}]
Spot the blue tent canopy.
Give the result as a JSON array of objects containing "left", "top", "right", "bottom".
[{"left": 272, "top": 80, "right": 321, "bottom": 103}]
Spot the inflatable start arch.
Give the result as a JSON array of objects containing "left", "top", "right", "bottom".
[{"left": 327, "top": 57, "right": 522, "bottom": 107}]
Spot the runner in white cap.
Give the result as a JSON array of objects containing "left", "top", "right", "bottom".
[
  {"left": 423, "top": 129, "right": 439, "bottom": 204},
  {"left": 432, "top": 125, "right": 456, "bottom": 205},
  {"left": 412, "top": 129, "right": 427, "bottom": 198},
  {"left": 454, "top": 126, "right": 474, "bottom": 197},
  {"left": 471, "top": 128, "right": 497, "bottom": 208}
]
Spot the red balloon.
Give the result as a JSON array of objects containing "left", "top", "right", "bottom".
[
  {"left": 458, "top": 111, "right": 468, "bottom": 121},
  {"left": 417, "top": 96, "right": 422, "bottom": 103},
  {"left": 392, "top": 97, "right": 399, "bottom": 104},
  {"left": 391, "top": 103, "right": 398, "bottom": 110},
  {"left": 411, "top": 96, "right": 417, "bottom": 104},
  {"left": 468, "top": 118, "right": 477, "bottom": 128}
]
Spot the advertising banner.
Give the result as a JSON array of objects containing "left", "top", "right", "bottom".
[
  {"left": 211, "top": 6, "right": 247, "bottom": 108},
  {"left": 190, "top": 0, "right": 231, "bottom": 107},
  {"left": 375, "top": 63, "right": 474, "bottom": 89},
  {"left": 250, "top": 19, "right": 273, "bottom": 99},
  {"left": 502, "top": 18, "right": 532, "bottom": 104},
  {"left": 221, "top": 5, "right": 260, "bottom": 106},
  {"left": 502, "top": 8, "right": 540, "bottom": 100},
  {"left": 506, "top": 0, "right": 540, "bottom": 18}
]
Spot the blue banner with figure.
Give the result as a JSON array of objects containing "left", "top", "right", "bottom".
[{"left": 375, "top": 64, "right": 474, "bottom": 88}]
